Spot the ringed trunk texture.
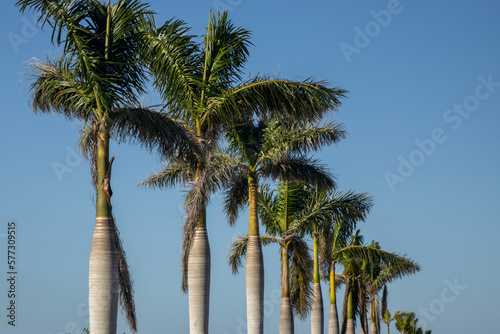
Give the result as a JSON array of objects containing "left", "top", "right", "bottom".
[
  {"left": 346, "top": 319, "right": 355, "bottom": 334},
  {"left": 328, "top": 304, "right": 339, "bottom": 334},
  {"left": 279, "top": 297, "right": 294, "bottom": 334},
  {"left": 370, "top": 321, "right": 376, "bottom": 334},
  {"left": 246, "top": 235, "right": 264, "bottom": 334},
  {"left": 188, "top": 226, "right": 211, "bottom": 334},
  {"left": 311, "top": 282, "right": 324, "bottom": 334},
  {"left": 89, "top": 216, "right": 118, "bottom": 334}
]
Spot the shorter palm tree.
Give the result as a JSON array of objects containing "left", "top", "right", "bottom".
[{"left": 394, "top": 312, "right": 431, "bottom": 334}]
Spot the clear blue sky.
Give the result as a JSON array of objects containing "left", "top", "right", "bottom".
[{"left": 1, "top": 0, "right": 499, "bottom": 333}]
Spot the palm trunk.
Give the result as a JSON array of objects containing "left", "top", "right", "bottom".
[
  {"left": 311, "top": 233, "right": 324, "bottom": 334},
  {"left": 346, "top": 290, "right": 355, "bottom": 334},
  {"left": 246, "top": 175, "right": 264, "bottom": 334},
  {"left": 89, "top": 124, "right": 118, "bottom": 334},
  {"left": 280, "top": 246, "right": 293, "bottom": 334},
  {"left": 188, "top": 224, "right": 211, "bottom": 334},
  {"left": 328, "top": 264, "right": 339, "bottom": 334},
  {"left": 370, "top": 321, "right": 376, "bottom": 334}
]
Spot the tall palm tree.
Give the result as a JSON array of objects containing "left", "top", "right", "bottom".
[
  {"left": 16, "top": 1, "right": 195, "bottom": 333},
  {"left": 144, "top": 12, "right": 347, "bottom": 333},
  {"left": 229, "top": 182, "right": 316, "bottom": 334},
  {"left": 223, "top": 118, "right": 344, "bottom": 333},
  {"left": 365, "top": 244, "right": 421, "bottom": 334}
]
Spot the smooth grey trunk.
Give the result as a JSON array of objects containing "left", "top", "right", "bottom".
[
  {"left": 279, "top": 297, "right": 294, "bottom": 334},
  {"left": 89, "top": 217, "right": 118, "bottom": 334},
  {"left": 328, "top": 304, "right": 339, "bottom": 334},
  {"left": 246, "top": 236, "right": 264, "bottom": 334},
  {"left": 188, "top": 227, "right": 211, "bottom": 334},
  {"left": 311, "top": 282, "right": 324, "bottom": 334},
  {"left": 346, "top": 318, "right": 355, "bottom": 334},
  {"left": 370, "top": 320, "right": 376, "bottom": 334}
]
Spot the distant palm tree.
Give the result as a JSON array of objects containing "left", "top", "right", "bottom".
[
  {"left": 16, "top": 1, "right": 195, "bottom": 333},
  {"left": 143, "top": 11, "right": 347, "bottom": 334},
  {"left": 394, "top": 312, "right": 431, "bottom": 334},
  {"left": 380, "top": 308, "right": 403, "bottom": 334},
  {"left": 336, "top": 232, "right": 420, "bottom": 334},
  {"left": 365, "top": 246, "right": 421, "bottom": 334}
]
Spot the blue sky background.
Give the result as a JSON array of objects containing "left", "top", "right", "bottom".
[{"left": 1, "top": 0, "right": 499, "bottom": 333}]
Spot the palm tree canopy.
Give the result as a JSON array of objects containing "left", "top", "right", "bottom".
[{"left": 18, "top": 0, "right": 153, "bottom": 121}]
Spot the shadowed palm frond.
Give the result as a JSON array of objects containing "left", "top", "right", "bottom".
[
  {"left": 111, "top": 216, "right": 137, "bottom": 332},
  {"left": 223, "top": 169, "right": 249, "bottom": 226},
  {"left": 228, "top": 234, "right": 278, "bottom": 275},
  {"left": 111, "top": 106, "right": 199, "bottom": 160},
  {"left": 288, "top": 236, "right": 313, "bottom": 320},
  {"left": 139, "top": 158, "right": 196, "bottom": 189}
]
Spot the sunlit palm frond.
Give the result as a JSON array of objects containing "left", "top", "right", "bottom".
[
  {"left": 260, "top": 119, "right": 346, "bottom": 161},
  {"left": 202, "top": 10, "right": 252, "bottom": 89},
  {"left": 28, "top": 56, "right": 94, "bottom": 120},
  {"left": 143, "top": 16, "right": 201, "bottom": 116},
  {"left": 259, "top": 155, "right": 335, "bottom": 189},
  {"left": 214, "top": 76, "right": 347, "bottom": 126}
]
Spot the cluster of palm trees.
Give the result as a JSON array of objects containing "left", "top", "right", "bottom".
[{"left": 17, "top": 1, "right": 422, "bottom": 334}]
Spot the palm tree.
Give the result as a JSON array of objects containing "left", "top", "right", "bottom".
[
  {"left": 380, "top": 309, "right": 402, "bottom": 334},
  {"left": 143, "top": 11, "right": 347, "bottom": 333},
  {"left": 223, "top": 118, "right": 344, "bottom": 333},
  {"left": 307, "top": 191, "right": 373, "bottom": 334},
  {"left": 229, "top": 182, "right": 316, "bottom": 334},
  {"left": 336, "top": 232, "right": 420, "bottom": 334},
  {"left": 16, "top": 1, "right": 195, "bottom": 333},
  {"left": 225, "top": 115, "right": 345, "bottom": 334},
  {"left": 394, "top": 312, "right": 431, "bottom": 334},
  {"left": 365, "top": 245, "right": 421, "bottom": 334}
]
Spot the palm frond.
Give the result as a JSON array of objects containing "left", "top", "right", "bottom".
[
  {"left": 202, "top": 10, "right": 252, "bottom": 89},
  {"left": 112, "top": 216, "right": 137, "bottom": 332},
  {"left": 28, "top": 56, "right": 94, "bottom": 120},
  {"left": 143, "top": 16, "right": 201, "bottom": 116},
  {"left": 139, "top": 157, "right": 195, "bottom": 189},
  {"left": 223, "top": 169, "right": 249, "bottom": 226},
  {"left": 260, "top": 120, "right": 347, "bottom": 161},
  {"left": 288, "top": 236, "right": 313, "bottom": 320},
  {"left": 259, "top": 155, "right": 335, "bottom": 189},
  {"left": 214, "top": 76, "right": 347, "bottom": 126},
  {"left": 111, "top": 106, "right": 199, "bottom": 160}
]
